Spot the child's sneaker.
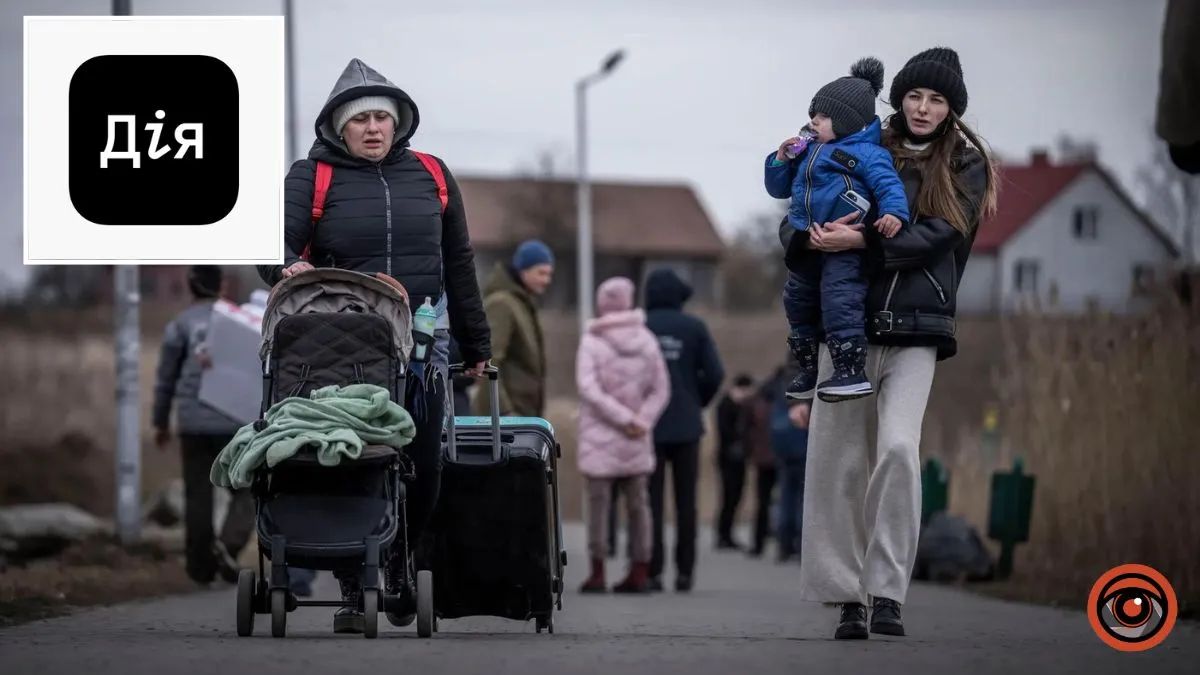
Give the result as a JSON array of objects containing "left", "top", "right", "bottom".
[
  {"left": 786, "top": 333, "right": 819, "bottom": 400},
  {"left": 817, "top": 337, "right": 872, "bottom": 402}
]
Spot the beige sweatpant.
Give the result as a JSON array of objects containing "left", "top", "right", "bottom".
[
  {"left": 798, "top": 344, "right": 936, "bottom": 605},
  {"left": 586, "top": 475, "right": 652, "bottom": 563}
]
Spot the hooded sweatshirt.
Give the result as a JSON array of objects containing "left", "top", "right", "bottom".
[
  {"left": 575, "top": 278, "right": 671, "bottom": 478},
  {"left": 257, "top": 58, "right": 490, "bottom": 365},
  {"left": 644, "top": 269, "right": 725, "bottom": 445}
]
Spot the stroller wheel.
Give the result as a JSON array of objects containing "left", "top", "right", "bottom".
[
  {"left": 270, "top": 589, "right": 287, "bottom": 638},
  {"left": 236, "top": 570, "right": 256, "bottom": 637},
  {"left": 416, "top": 570, "right": 434, "bottom": 638},
  {"left": 363, "top": 589, "right": 379, "bottom": 639}
]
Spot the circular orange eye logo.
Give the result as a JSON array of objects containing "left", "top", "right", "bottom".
[{"left": 1087, "top": 564, "right": 1177, "bottom": 652}]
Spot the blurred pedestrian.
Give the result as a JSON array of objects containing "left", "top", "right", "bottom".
[
  {"left": 152, "top": 265, "right": 255, "bottom": 586},
  {"left": 644, "top": 269, "right": 725, "bottom": 592},
  {"left": 714, "top": 374, "right": 755, "bottom": 550},
  {"left": 745, "top": 379, "right": 777, "bottom": 559},
  {"left": 766, "top": 365, "right": 809, "bottom": 563},
  {"left": 796, "top": 47, "right": 997, "bottom": 639},
  {"left": 576, "top": 277, "right": 671, "bottom": 594},
  {"left": 1157, "top": 0, "right": 1200, "bottom": 173},
  {"left": 475, "top": 239, "right": 554, "bottom": 417}
]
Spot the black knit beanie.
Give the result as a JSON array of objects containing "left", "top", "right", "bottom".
[
  {"left": 888, "top": 47, "right": 968, "bottom": 117},
  {"left": 188, "top": 265, "right": 223, "bottom": 299},
  {"left": 809, "top": 57, "right": 885, "bottom": 138}
]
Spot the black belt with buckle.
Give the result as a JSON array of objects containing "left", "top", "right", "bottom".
[{"left": 870, "top": 311, "right": 955, "bottom": 336}]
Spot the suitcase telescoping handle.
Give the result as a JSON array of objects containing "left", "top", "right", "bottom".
[{"left": 446, "top": 363, "right": 502, "bottom": 463}]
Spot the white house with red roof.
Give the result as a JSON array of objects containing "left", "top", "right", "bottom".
[{"left": 959, "top": 150, "right": 1179, "bottom": 314}]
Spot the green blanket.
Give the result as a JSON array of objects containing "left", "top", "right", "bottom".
[{"left": 210, "top": 383, "right": 416, "bottom": 489}]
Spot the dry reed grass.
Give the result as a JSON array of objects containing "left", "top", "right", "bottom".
[{"left": 3, "top": 298, "right": 1196, "bottom": 615}]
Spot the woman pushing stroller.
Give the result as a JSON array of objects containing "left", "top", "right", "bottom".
[{"left": 257, "top": 57, "right": 490, "bottom": 633}]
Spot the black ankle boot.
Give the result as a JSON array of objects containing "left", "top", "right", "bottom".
[
  {"left": 334, "top": 575, "right": 365, "bottom": 634},
  {"left": 870, "top": 597, "right": 905, "bottom": 636},
  {"left": 384, "top": 553, "right": 416, "bottom": 627},
  {"left": 786, "top": 333, "right": 819, "bottom": 400},
  {"left": 835, "top": 602, "right": 869, "bottom": 640},
  {"left": 817, "top": 336, "right": 872, "bottom": 402}
]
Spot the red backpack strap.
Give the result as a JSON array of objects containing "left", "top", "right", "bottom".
[
  {"left": 410, "top": 150, "right": 448, "bottom": 213},
  {"left": 301, "top": 161, "right": 334, "bottom": 261}
]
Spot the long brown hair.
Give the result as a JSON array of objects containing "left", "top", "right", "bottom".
[{"left": 882, "top": 112, "right": 999, "bottom": 235}]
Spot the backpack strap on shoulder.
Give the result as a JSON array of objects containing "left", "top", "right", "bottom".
[
  {"left": 301, "top": 160, "right": 334, "bottom": 261},
  {"left": 410, "top": 150, "right": 448, "bottom": 213}
]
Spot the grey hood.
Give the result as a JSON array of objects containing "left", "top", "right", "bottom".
[{"left": 311, "top": 58, "right": 419, "bottom": 161}]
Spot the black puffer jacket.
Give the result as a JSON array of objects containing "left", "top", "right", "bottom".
[
  {"left": 256, "top": 58, "right": 490, "bottom": 364},
  {"left": 861, "top": 143, "right": 989, "bottom": 360}
]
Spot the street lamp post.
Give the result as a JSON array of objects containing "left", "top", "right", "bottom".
[{"left": 575, "top": 49, "right": 625, "bottom": 335}]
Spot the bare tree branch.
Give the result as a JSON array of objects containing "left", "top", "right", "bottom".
[{"left": 1139, "top": 139, "right": 1200, "bottom": 265}]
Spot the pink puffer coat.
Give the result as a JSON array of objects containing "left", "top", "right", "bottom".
[{"left": 575, "top": 278, "right": 671, "bottom": 478}]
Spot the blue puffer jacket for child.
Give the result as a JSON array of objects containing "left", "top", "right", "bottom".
[{"left": 764, "top": 117, "right": 909, "bottom": 241}]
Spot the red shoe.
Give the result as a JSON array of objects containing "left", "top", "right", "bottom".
[
  {"left": 612, "top": 561, "right": 650, "bottom": 594},
  {"left": 579, "top": 558, "right": 607, "bottom": 593}
]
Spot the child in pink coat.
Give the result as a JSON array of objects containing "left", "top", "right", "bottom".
[{"left": 576, "top": 276, "right": 671, "bottom": 594}]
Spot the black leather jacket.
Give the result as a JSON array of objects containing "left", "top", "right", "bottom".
[{"left": 861, "top": 144, "right": 989, "bottom": 360}]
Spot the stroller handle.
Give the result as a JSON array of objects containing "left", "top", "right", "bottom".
[{"left": 446, "top": 363, "right": 501, "bottom": 463}]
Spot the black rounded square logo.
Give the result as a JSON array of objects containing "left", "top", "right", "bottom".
[{"left": 69, "top": 55, "right": 239, "bottom": 225}]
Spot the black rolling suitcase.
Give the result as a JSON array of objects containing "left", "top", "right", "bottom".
[{"left": 427, "top": 365, "right": 566, "bottom": 634}]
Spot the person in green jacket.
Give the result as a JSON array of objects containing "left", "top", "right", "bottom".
[{"left": 474, "top": 240, "right": 554, "bottom": 417}]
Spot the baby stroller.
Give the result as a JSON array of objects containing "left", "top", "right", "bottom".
[{"left": 232, "top": 268, "right": 432, "bottom": 639}]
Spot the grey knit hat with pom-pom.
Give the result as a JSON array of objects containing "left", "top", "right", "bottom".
[{"left": 809, "top": 57, "right": 885, "bottom": 138}]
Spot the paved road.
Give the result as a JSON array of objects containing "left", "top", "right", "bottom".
[{"left": 1, "top": 525, "right": 1196, "bottom": 674}]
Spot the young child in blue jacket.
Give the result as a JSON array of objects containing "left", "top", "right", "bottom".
[{"left": 764, "top": 57, "right": 910, "bottom": 402}]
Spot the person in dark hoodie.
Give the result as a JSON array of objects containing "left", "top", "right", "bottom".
[
  {"left": 256, "top": 58, "right": 491, "bottom": 634},
  {"left": 643, "top": 268, "right": 725, "bottom": 592}
]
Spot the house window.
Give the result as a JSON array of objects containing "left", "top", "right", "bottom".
[
  {"left": 1014, "top": 259, "right": 1040, "bottom": 293},
  {"left": 1132, "top": 264, "right": 1156, "bottom": 295},
  {"left": 1073, "top": 206, "right": 1099, "bottom": 240}
]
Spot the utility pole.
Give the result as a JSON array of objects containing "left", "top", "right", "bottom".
[
  {"left": 112, "top": 0, "right": 141, "bottom": 546},
  {"left": 283, "top": 0, "right": 298, "bottom": 164}
]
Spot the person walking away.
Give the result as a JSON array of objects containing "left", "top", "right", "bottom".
[
  {"left": 152, "top": 266, "right": 256, "bottom": 586},
  {"left": 575, "top": 277, "right": 671, "bottom": 594},
  {"left": 714, "top": 375, "right": 755, "bottom": 550},
  {"left": 644, "top": 268, "right": 725, "bottom": 592},
  {"left": 475, "top": 239, "right": 554, "bottom": 417}
]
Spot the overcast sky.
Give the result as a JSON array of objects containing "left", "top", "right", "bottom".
[{"left": 1, "top": 0, "right": 1169, "bottom": 294}]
